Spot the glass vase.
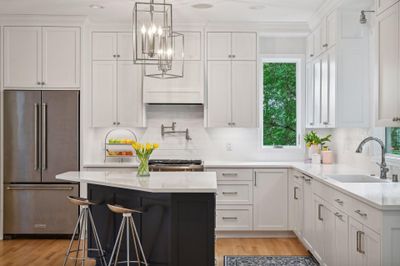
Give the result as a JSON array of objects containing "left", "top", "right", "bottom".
[{"left": 137, "top": 155, "right": 150, "bottom": 177}]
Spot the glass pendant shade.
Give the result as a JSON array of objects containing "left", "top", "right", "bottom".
[
  {"left": 144, "top": 31, "right": 184, "bottom": 79},
  {"left": 132, "top": 0, "right": 173, "bottom": 65}
]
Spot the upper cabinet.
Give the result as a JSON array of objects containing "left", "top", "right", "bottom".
[
  {"left": 143, "top": 31, "right": 204, "bottom": 104},
  {"left": 206, "top": 31, "right": 257, "bottom": 128},
  {"left": 207, "top": 32, "right": 257, "bottom": 61},
  {"left": 3, "top": 26, "right": 81, "bottom": 88},
  {"left": 91, "top": 31, "right": 143, "bottom": 128},
  {"left": 306, "top": 9, "right": 369, "bottom": 129},
  {"left": 377, "top": 0, "right": 399, "bottom": 15},
  {"left": 376, "top": 2, "right": 400, "bottom": 126}
]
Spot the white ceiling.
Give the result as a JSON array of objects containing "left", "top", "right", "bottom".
[{"left": 0, "top": 0, "right": 329, "bottom": 23}]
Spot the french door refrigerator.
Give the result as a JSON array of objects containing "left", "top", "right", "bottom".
[{"left": 4, "top": 90, "right": 79, "bottom": 235}]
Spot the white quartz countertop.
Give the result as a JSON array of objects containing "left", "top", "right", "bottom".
[
  {"left": 56, "top": 171, "right": 217, "bottom": 193},
  {"left": 205, "top": 160, "right": 400, "bottom": 211}
]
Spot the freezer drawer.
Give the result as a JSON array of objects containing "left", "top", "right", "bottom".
[{"left": 4, "top": 184, "right": 79, "bottom": 234}]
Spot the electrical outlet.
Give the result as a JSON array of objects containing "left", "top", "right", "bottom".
[{"left": 226, "top": 143, "right": 232, "bottom": 151}]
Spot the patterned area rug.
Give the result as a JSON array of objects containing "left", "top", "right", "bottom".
[{"left": 224, "top": 255, "right": 319, "bottom": 266}]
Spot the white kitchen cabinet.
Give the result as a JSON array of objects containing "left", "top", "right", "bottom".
[
  {"left": 231, "top": 61, "right": 257, "bottom": 127},
  {"left": 376, "top": 2, "right": 400, "bottom": 126},
  {"left": 207, "top": 32, "right": 256, "bottom": 60},
  {"left": 207, "top": 61, "right": 231, "bottom": 127},
  {"left": 302, "top": 175, "right": 314, "bottom": 250},
  {"left": 216, "top": 205, "right": 253, "bottom": 231},
  {"left": 117, "top": 62, "right": 143, "bottom": 127},
  {"left": 42, "top": 27, "right": 80, "bottom": 88},
  {"left": 289, "top": 173, "right": 303, "bottom": 236},
  {"left": 334, "top": 210, "right": 349, "bottom": 266},
  {"left": 3, "top": 27, "right": 42, "bottom": 88},
  {"left": 306, "top": 9, "right": 369, "bottom": 129},
  {"left": 174, "top": 31, "right": 202, "bottom": 61},
  {"left": 376, "top": 0, "right": 399, "bottom": 14},
  {"left": 349, "top": 217, "right": 381, "bottom": 266},
  {"left": 253, "top": 169, "right": 288, "bottom": 230},
  {"left": 92, "top": 32, "right": 133, "bottom": 61},
  {"left": 306, "top": 34, "right": 315, "bottom": 61},
  {"left": 3, "top": 26, "right": 80, "bottom": 88},
  {"left": 92, "top": 61, "right": 142, "bottom": 127},
  {"left": 231, "top": 32, "right": 257, "bottom": 60},
  {"left": 313, "top": 25, "right": 323, "bottom": 57},
  {"left": 92, "top": 61, "right": 117, "bottom": 127},
  {"left": 313, "top": 195, "right": 325, "bottom": 262},
  {"left": 217, "top": 181, "right": 253, "bottom": 205}
]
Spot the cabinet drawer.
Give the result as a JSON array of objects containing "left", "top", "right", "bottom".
[
  {"left": 347, "top": 198, "right": 382, "bottom": 233},
  {"left": 216, "top": 205, "right": 253, "bottom": 231},
  {"left": 217, "top": 181, "right": 253, "bottom": 205},
  {"left": 212, "top": 168, "right": 253, "bottom": 181}
]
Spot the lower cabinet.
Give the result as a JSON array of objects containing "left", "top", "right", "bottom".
[
  {"left": 349, "top": 217, "right": 381, "bottom": 266},
  {"left": 302, "top": 174, "right": 314, "bottom": 249},
  {"left": 253, "top": 169, "right": 288, "bottom": 230},
  {"left": 216, "top": 205, "right": 253, "bottom": 231},
  {"left": 289, "top": 174, "right": 303, "bottom": 236}
]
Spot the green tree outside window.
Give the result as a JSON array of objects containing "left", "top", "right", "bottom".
[{"left": 263, "top": 62, "right": 297, "bottom": 146}]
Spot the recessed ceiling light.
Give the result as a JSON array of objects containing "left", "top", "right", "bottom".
[
  {"left": 89, "top": 4, "right": 104, "bottom": 9},
  {"left": 249, "top": 5, "right": 265, "bottom": 10},
  {"left": 192, "top": 3, "right": 213, "bottom": 9}
]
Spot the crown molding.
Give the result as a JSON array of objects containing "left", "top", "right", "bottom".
[{"left": 0, "top": 14, "right": 88, "bottom": 26}]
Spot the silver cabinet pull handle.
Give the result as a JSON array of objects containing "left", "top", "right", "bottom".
[
  {"left": 356, "top": 231, "right": 365, "bottom": 254},
  {"left": 34, "top": 103, "right": 40, "bottom": 170},
  {"left": 303, "top": 176, "right": 312, "bottom": 183},
  {"left": 335, "top": 199, "right": 344, "bottom": 205},
  {"left": 222, "top": 192, "right": 238, "bottom": 195},
  {"left": 334, "top": 212, "right": 344, "bottom": 221},
  {"left": 222, "top": 217, "right": 238, "bottom": 220},
  {"left": 355, "top": 209, "right": 367, "bottom": 217},
  {"left": 318, "top": 204, "right": 324, "bottom": 221},
  {"left": 222, "top": 173, "right": 238, "bottom": 176},
  {"left": 294, "top": 187, "right": 299, "bottom": 200},
  {"left": 42, "top": 103, "right": 48, "bottom": 170},
  {"left": 254, "top": 173, "right": 257, "bottom": 187},
  {"left": 294, "top": 175, "right": 300, "bottom": 179},
  {"left": 37, "top": 82, "right": 41, "bottom": 85},
  {"left": 323, "top": 43, "right": 328, "bottom": 48}
]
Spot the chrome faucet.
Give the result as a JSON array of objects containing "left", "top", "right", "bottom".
[{"left": 355, "top": 137, "right": 389, "bottom": 179}]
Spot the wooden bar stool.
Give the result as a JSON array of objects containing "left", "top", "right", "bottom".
[
  {"left": 107, "top": 204, "right": 148, "bottom": 266},
  {"left": 63, "top": 196, "right": 107, "bottom": 266}
]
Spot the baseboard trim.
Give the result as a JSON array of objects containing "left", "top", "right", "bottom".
[{"left": 216, "top": 230, "right": 296, "bottom": 238}]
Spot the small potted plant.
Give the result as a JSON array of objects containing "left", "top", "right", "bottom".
[
  {"left": 132, "top": 141, "right": 159, "bottom": 177},
  {"left": 304, "top": 131, "right": 331, "bottom": 159}
]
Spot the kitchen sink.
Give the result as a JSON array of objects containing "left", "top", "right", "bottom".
[{"left": 327, "top": 174, "right": 390, "bottom": 183}]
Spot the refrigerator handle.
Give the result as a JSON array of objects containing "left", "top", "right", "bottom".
[
  {"left": 42, "top": 103, "right": 47, "bottom": 170},
  {"left": 34, "top": 103, "right": 40, "bottom": 170}
]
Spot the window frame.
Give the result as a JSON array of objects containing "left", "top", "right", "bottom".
[{"left": 259, "top": 54, "right": 305, "bottom": 150}]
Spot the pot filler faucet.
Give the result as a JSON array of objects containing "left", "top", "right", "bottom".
[{"left": 355, "top": 137, "right": 389, "bottom": 179}]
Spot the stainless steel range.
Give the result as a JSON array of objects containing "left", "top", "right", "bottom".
[{"left": 149, "top": 159, "right": 204, "bottom": 172}]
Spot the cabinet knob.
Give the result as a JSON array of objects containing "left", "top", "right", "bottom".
[
  {"left": 323, "top": 43, "right": 328, "bottom": 48},
  {"left": 310, "top": 54, "right": 314, "bottom": 57},
  {"left": 117, "top": 54, "right": 120, "bottom": 58},
  {"left": 231, "top": 122, "right": 236, "bottom": 126},
  {"left": 113, "top": 55, "right": 117, "bottom": 58},
  {"left": 323, "top": 121, "right": 329, "bottom": 125},
  {"left": 113, "top": 122, "right": 116, "bottom": 125},
  {"left": 232, "top": 55, "right": 236, "bottom": 58},
  {"left": 309, "top": 122, "right": 314, "bottom": 126},
  {"left": 37, "top": 82, "right": 41, "bottom": 85},
  {"left": 41, "top": 82, "right": 45, "bottom": 85},
  {"left": 393, "top": 117, "right": 400, "bottom": 122}
]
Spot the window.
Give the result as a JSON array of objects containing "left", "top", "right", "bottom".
[
  {"left": 262, "top": 59, "right": 300, "bottom": 147},
  {"left": 386, "top": 128, "right": 400, "bottom": 155}
]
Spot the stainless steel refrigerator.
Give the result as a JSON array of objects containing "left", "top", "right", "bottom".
[{"left": 4, "top": 90, "right": 79, "bottom": 235}]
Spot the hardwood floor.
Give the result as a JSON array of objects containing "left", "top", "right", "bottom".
[{"left": 0, "top": 238, "right": 308, "bottom": 266}]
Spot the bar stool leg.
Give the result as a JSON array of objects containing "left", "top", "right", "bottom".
[
  {"left": 88, "top": 209, "right": 107, "bottom": 266},
  {"left": 108, "top": 216, "right": 126, "bottom": 266},
  {"left": 63, "top": 210, "right": 84, "bottom": 266},
  {"left": 129, "top": 216, "right": 148, "bottom": 266}
]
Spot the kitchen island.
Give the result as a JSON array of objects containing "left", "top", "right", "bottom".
[{"left": 56, "top": 171, "right": 217, "bottom": 266}]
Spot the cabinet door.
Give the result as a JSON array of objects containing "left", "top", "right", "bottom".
[
  {"left": 3, "top": 26, "right": 42, "bottom": 88},
  {"left": 326, "top": 11, "right": 337, "bottom": 48},
  {"left": 313, "top": 59, "right": 322, "bottom": 126},
  {"left": 320, "top": 54, "right": 330, "bottom": 127},
  {"left": 306, "top": 63, "right": 315, "bottom": 127},
  {"left": 253, "top": 169, "right": 288, "bottom": 230},
  {"left": 207, "top": 32, "right": 231, "bottom": 60},
  {"left": 364, "top": 226, "right": 381, "bottom": 266},
  {"left": 231, "top": 32, "right": 257, "bottom": 60},
  {"left": 313, "top": 26, "right": 322, "bottom": 57},
  {"left": 117, "top": 32, "right": 133, "bottom": 60},
  {"left": 313, "top": 196, "right": 324, "bottom": 262},
  {"left": 207, "top": 61, "right": 231, "bottom": 127},
  {"left": 42, "top": 27, "right": 80, "bottom": 88},
  {"left": 302, "top": 177, "right": 314, "bottom": 249},
  {"left": 376, "top": 3, "right": 400, "bottom": 126},
  {"left": 320, "top": 18, "right": 328, "bottom": 52},
  {"left": 349, "top": 217, "right": 364, "bottom": 266},
  {"left": 377, "top": 0, "right": 399, "bottom": 14},
  {"left": 117, "top": 62, "right": 142, "bottom": 127},
  {"left": 92, "top": 32, "right": 117, "bottom": 60},
  {"left": 327, "top": 48, "right": 336, "bottom": 127},
  {"left": 323, "top": 205, "right": 336, "bottom": 266},
  {"left": 92, "top": 61, "right": 117, "bottom": 127},
  {"left": 231, "top": 61, "right": 257, "bottom": 127},
  {"left": 306, "top": 33, "right": 315, "bottom": 61},
  {"left": 335, "top": 212, "right": 349, "bottom": 266}
]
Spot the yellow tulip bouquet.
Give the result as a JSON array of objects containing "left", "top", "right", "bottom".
[{"left": 132, "top": 141, "right": 159, "bottom": 177}]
